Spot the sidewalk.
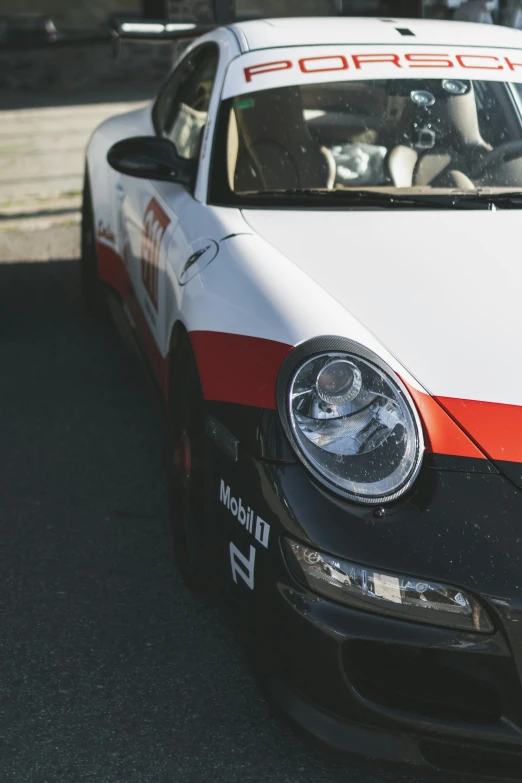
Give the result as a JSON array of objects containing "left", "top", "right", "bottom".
[{"left": 0, "top": 97, "right": 150, "bottom": 237}]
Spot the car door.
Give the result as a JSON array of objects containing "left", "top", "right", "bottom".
[{"left": 119, "top": 43, "right": 219, "bottom": 378}]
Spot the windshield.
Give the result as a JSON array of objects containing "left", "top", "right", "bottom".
[{"left": 210, "top": 48, "right": 522, "bottom": 207}]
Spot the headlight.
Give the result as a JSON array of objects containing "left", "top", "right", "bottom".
[
  {"left": 285, "top": 540, "right": 494, "bottom": 634},
  {"left": 277, "top": 338, "right": 424, "bottom": 503}
]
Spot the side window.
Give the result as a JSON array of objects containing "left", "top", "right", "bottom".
[{"left": 154, "top": 44, "right": 218, "bottom": 161}]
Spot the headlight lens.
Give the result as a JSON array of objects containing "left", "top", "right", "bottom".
[
  {"left": 316, "top": 359, "right": 362, "bottom": 405},
  {"left": 285, "top": 540, "right": 494, "bottom": 634},
  {"left": 286, "top": 350, "right": 423, "bottom": 503}
]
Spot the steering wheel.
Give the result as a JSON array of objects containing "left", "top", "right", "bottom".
[{"left": 470, "top": 140, "right": 522, "bottom": 179}]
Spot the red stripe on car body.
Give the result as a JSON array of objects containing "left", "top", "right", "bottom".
[
  {"left": 436, "top": 396, "right": 522, "bottom": 465},
  {"left": 190, "top": 330, "right": 489, "bottom": 461},
  {"left": 405, "top": 383, "right": 487, "bottom": 460},
  {"left": 96, "top": 240, "right": 132, "bottom": 299},
  {"left": 97, "top": 242, "right": 169, "bottom": 397},
  {"left": 96, "top": 242, "right": 513, "bottom": 464},
  {"left": 190, "top": 330, "right": 293, "bottom": 410}
]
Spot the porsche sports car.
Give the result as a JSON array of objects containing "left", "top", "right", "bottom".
[{"left": 83, "top": 12, "right": 522, "bottom": 777}]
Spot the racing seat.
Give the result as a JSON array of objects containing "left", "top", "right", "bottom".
[
  {"left": 388, "top": 145, "right": 476, "bottom": 188},
  {"left": 387, "top": 85, "right": 491, "bottom": 188},
  {"left": 231, "top": 87, "right": 335, "bottom": 192}
]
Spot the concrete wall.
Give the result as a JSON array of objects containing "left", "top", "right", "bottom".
[
  {"left": 0, "top": 0, "right": 366, "bottom": 96},
  {"left": 0, "top": 36, "right": 173, "bottom": 97},
  {"left": 168, "top": 0, "right": 215, "bottom": 22},
  {"left": 236, "top": 0, "right": 332, "bottom": 15},
  {"left": 0, "top": 0, "right": 140, "bottom": 29},
  {"left": 2, "top": 0, "right": 337, "bottom": 27},
  {"left": 167, "top": 0, "right": 333, "bottom": 19}
]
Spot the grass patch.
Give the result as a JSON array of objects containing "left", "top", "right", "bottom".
[{"left": 0, "top": 144, "right": 23, "bottom": 152}]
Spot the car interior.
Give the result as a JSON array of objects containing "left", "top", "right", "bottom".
[{"left": 225, "top": 78, "right": 522, "bottom": 193}]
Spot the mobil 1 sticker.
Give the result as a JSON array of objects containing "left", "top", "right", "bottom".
[
  {"left": 220, "top": 480, "right": 271, "bottom": 592},
  {"left": 220, "top": 480, "right": 270, "bottom": 548}
]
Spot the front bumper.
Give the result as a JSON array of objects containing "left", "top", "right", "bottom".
[
  {"left": 264, "top": 578, "right": 522, "bottom": 779},
  {"left": 209, "top": 409, "right": 522, "bottom": 777}
]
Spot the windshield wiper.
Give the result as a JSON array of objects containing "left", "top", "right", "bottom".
[
  {"left": 239, "top": 189, "right": 495, "bottom": 209},
  {"left": 450, "top": 192, "right": 522, "bottom": 209}
]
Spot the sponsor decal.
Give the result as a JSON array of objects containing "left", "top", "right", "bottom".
[
  {"left": 222, "top": 46, "right": 522, "bottom": 98},
  {"left": 180, "top": 245, "right": 212, "bottom": 282},
  {"left": 233, "top": 97, "right": 256, "bottom": 110},
  {"left": 141, "top": 198, "right": 170, "bottom": 311},
  {"left": 97, "top": 220, "right": 116, "bottom": 246},
  {"left": 179, "top": 238, "right": 219, "bottom": 286},
  {"left": 229, "top": 542, "right": 256, "bottom": 590},
  {"left": 243, "top": 52, "right": 517, "bottom": 83},
  {"left": 220, "top": 480, "right": 270, "bottom": 548},
  {"left": 245, "top": 59, "right": 293, "bottom": 82}
]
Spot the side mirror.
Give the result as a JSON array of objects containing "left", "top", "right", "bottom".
[{"left": 107, "top": 136, "right": 196, "bottom": 186}]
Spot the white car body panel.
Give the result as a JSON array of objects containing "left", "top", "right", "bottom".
[
  {"left": 229, "top": 17, "right": 522, "bottom": 51},
  {"left": 193, "top": 27, "right": 242, "bottom": 202},
  {"left": 85, "top": 16, "right": 522, "bottom": 462},
  {"left": 241, "top": 208, "right": 520, "bottom": 406},
  {"left": 162, "top": 203, "right": 252, "bottom": 354},
  {"left": 88, "top": 104, "right": 154, "bottom": 258},
  {"left": 182, "top": 223, "right": 423, "bottom": 385}
]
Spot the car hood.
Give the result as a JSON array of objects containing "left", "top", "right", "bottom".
[{"left": 242, "top": 208, "right": 522, "bottom": 474}]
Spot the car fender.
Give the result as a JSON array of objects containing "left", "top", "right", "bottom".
[
  {"left": 176, "top": 226, "right": 487, "bottom": 466},
  {"left": 183, "top": 231, "right": 418, "bottom": 397}
]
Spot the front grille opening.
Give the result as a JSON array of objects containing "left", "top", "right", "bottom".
[
  {"left": 344, "top": 640, "right": 503, "bottom": 724},
  {"left": 421, "top": 740, "right": 522, "bottom": 780}
]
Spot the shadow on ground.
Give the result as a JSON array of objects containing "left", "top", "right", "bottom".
[{"left": 0, "top": 258, "right": 452, "bottom": 783}]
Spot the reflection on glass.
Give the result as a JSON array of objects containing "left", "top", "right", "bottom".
[{"left": 285, "top": 539, "right": 494, "bottom": 633}]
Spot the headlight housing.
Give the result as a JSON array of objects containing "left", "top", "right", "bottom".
[
  {"left": 284, "top": 540, "right": 494, "bottom": 633},
  {"left": 277, "top": 338, "right": 424, "bottom": 504}
]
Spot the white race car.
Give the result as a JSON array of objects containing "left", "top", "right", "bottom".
[{"left": 84, "top": 12, "right": 522, "bottom": 776}]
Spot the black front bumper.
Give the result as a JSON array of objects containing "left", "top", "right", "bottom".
[
  {"left": 209, "top": 406, "right": 522, "bottom": 778},
  {"left": 264, "top": 578, "right": 522, "bottom": 779}
]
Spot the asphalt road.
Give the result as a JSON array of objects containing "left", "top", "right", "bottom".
[{"left": 0, "top": 227, "right": 463, "bottom": 783}]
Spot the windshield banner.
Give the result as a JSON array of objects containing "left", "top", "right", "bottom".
[{"left": 223, "top": 45, "right": 522, "bottom": 97}]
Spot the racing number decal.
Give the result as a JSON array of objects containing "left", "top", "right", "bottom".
[{"left": 141, "top": 198, "right": 170, "bottom": 311}]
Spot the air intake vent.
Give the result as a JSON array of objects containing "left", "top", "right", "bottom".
[{"left": 396, "top": 27, "right": 415, "bottom": 36}]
